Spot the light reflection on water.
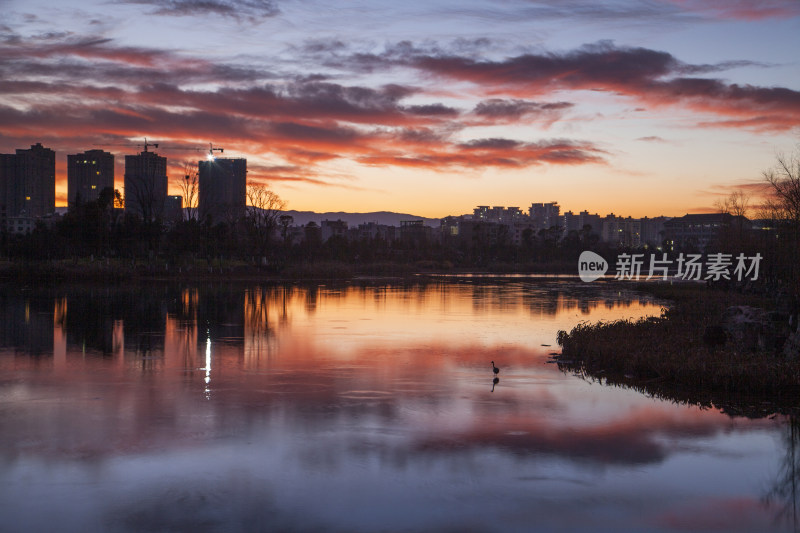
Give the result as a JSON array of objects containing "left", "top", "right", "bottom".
[{"left": 0, "top": 281, "right": 794, "bottom": 532}]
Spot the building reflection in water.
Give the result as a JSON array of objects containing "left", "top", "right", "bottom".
[
  {"left": 0, "top": 281, "right": 796, "bottom": 532},
  {"left": 0, "top": 292, "right": 54, "bottom": 360},
  {"left": 2, "top": 281, "right": 667, "bottom": 376}
]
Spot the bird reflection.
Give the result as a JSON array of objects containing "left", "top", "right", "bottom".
[{"left": 491, "top": 377, "right": 499, "bottom": 392}]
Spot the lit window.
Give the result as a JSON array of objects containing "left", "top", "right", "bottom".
[
  {"left": 25, "top": 196, "right": 30, "bottom": 200},
  {"left": 91, "top": 185, "right": 97, "bottom": 189}
]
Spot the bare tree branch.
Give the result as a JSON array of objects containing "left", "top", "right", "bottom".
[
  {"left": 245, "top": 184, "right": 286, "bottom": 260},
  {"left": 179, "top": 161, "right": 199, "bottom": 221}
]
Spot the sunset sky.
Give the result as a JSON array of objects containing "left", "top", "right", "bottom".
[{"left": 1, "top": 0, "right": 798, "bottom": 218}]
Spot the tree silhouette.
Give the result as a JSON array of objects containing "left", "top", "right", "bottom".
[
  {"left": 245, "top": 184, "right": 286, "bottom": 263},
  {"left": 761, "top": 147, "right": 800, "bottom": 297},
  {"left": 179, "top": 162, "right": 199, "bottom": 222}
]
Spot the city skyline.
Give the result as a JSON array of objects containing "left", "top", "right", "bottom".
[
  {"left": 0, "top": 140, "right": 787, "bottom": 224},
  {"left": 1, "top": 0, "right": 798, "bottom": 218}
]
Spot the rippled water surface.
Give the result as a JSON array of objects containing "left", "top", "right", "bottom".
[{"left": 0, "top": 280, "right": 796, "bottom": 532}]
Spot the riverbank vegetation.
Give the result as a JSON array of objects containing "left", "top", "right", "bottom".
[
  {"left": 2, "top": 149, "right": 798, "bottom": 290},
  {"left": 556, "top": 282, "right": 800, "bottom": 412},
  {"left": 556, "top": 149, "right": 800, "bottom": 406}
]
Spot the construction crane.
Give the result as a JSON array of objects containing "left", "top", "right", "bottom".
[
  {"left": 93, "top": 138, "right": 161, "bottom": 153},
  {"left": 206, "top": 143, "right": 224, "bottom": 160},
  {"left": 139, "top": 138, "right": 159, "bottom": 152}
]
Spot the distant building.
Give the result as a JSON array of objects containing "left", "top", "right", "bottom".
[
  {"left": 0, "top": 153, "right": 14, "bottom": 227},
  {"left": 510, "top": 221, "right": 536, "bottom": 246},
  {"left": 563, "top": 210, "right": 601, "bottom": 238},
  {"left": 601, "top": 214, "right": 641, "bottom": 248},
  {"left": 440, "top": 216, "right": 462, "bottom": 239},
  {"left": 124, "top": 149, "right": 167, "bottom": 221},
  {"left": 198, "top": 157, "right": 246, "bottom": 223},
  {"left": 457, "top": 220, "right": 503, "bottom": 247},
  {"left": 6, "top": 214, "right": 35, "bottom": 235},
  {"left": 399, "top": 219, "right": 432, "bottom": 244},
  {"left": 473, "top": 206, "right": 490, "bottom": 220},
  {"left": 67, "top": 149, "right": 114, "bottom": 207},
  {"left": 0, "top": 143, "right": 56, "bottom": 221},
  {"left": 663, "top": 213, "right": 748, "bottom": 251},
  {"left": 321, "top": 219, "right": 348, "bottom": 242},
  {"left": 303, "top": 221, "right": 322, "bottom": 244},
  {"left": 529, "top": 202, "right": 560, "bottom": 231},
  {"left": 640, "top": 216, "right": 668, "bottom": 249},
  {"left": 473, "top": 206, "right": 524, "bottom": 224},
  {"left": 351, "top": 222, "right": 395, "bottom": 242},
  {"left": 164, "top": 195, "right": 183, "bottom": 225}
]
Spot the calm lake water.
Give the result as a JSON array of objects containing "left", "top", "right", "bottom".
[{"left": 0, "top": 279, "right": 796, "bottom": 533}]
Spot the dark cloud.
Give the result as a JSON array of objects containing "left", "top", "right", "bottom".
[
  {"left": 460, "top": 138, "right": 521, "bottom": 150},
  {"left": 402, "top": 103, "right": 460, "bottom": 116},
  {"left": 512, "top": 0, "right": 800, "bottom": 23},
  {"left": 12, "top": 32, "right": 765, "bottom": 192},
  {"left": 270, "top": 121, "right": 359, "bottom": 144},
  {"left": 396, "top": 128, "right": 446, "bottom": 143},
  {"left": 677, "top": 60, "right": 766, "bottom": 75},
  {"left": 359, "top": 137, "right": 606, "bottom": 170},
  {"left": 472, "top": 99, "right": 573, "bottom": 125},
  {"left": 661, "top": 0, "right": 800, "bottom": 21},
  {"left": 300, "top": 39, "right": 348, "bottom": 54},
  {"left": 0, "top": 35, "right": 273, "bottom": 85},
  {"left": 373, "top": 41, "right": 800, "bottom": 132},
  {"left": 408, "top": 42, "right": 679, "bottom": 89},
  {"left": 115, "top": 0, "right": 279, "bottom": 19}
]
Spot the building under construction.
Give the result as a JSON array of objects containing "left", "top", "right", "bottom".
[
  {"left": 124, "top": 149, "right": 168, "bottom": 221},
  {"left": 67, "top": 149, "right": 114, "bottom": 207},
  {"left": 0, "top": 143, "right": 56, "bottom": 222},
  {"left": 198, "top": 157, "right": 246, "bottom": 223}
]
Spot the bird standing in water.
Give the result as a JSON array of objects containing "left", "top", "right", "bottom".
[{"left": 491, "top": 361, "right": 500, "bottom": 376}]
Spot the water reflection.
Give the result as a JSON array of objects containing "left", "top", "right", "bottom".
[
  {"left": 766, "top": 417, "right": 800, "bottom": 532},
  {"left": 0, "top": 281, "right": 793, "bottom": 532},
  {"left": 0, "top": 292, "right": 53, "bottom": 357}
]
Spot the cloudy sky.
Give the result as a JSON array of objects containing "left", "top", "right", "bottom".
[{"left": 1, "top": 0, "right": 798, "bottom": 217}]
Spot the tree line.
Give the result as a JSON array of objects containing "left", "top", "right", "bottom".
[{"left": 1, "top": 149, "right": 798, "bottom": 297}]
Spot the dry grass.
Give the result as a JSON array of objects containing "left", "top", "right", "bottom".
[{"left": 556, "top": 283, "right": 800, "bottom": 399}]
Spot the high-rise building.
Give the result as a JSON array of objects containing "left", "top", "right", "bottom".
[
  {"left": 0, "top": 153, "right": 15, "bottom": 227},
  {"left": 67, "top": 149, "right": 114, "bottom": 207},
  {"left": 124, "top": 150, "right": 167, "bottom": 220},
  {"left": 17, "top": 143, "right": 56, "bottom": 218},
  {"left": 0, "top": 143, "right": 55, "bottom": 221},
  {"left": 529, "top": 202, "right": 560, "bottom": 231},
  {"left": 472, "top": 206, "right": 524, "bottom": 224},
  {"left": 164, "top": 195, "right": 183, "bottom": 225},
  {"left": 198, "top": 157, "right": 246, "bottom": 222}
]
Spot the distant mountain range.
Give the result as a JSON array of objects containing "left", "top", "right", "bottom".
[
  {"left": 279, "top": 210, "right": 440, "bottom": 227},
  {"left": 54, "top": 206, "right": 441, "bottom": 227}
]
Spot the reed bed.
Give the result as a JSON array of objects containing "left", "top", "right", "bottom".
[{"left": 556, "top": 283, "right": 800, "bottom": 398}]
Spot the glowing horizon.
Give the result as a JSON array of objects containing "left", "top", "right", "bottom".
[{"left": 2, "top": 0, "right": 799, "bottom": 220}]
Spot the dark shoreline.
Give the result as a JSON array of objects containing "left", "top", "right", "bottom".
[
  {"left": 0, "top": 258, "right": 581, "bottom": 284},
  {"left": 556, "top": 282, "right": 800, "bottom": 416}
]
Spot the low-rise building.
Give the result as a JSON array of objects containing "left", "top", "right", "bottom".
[{"left": 662, "top": 213, "right": 748, "bottom": 251}]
